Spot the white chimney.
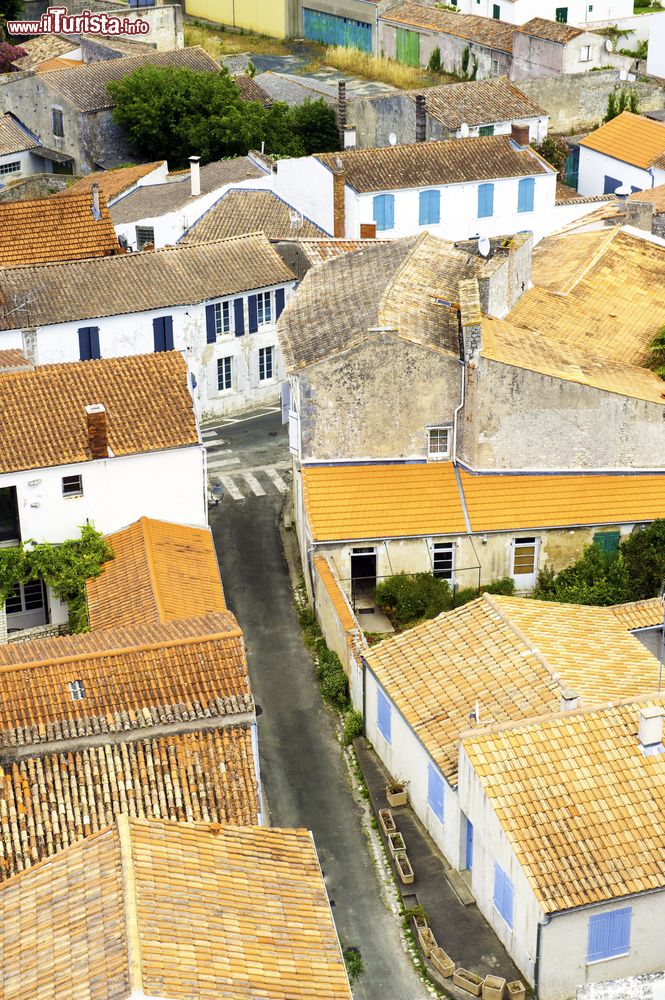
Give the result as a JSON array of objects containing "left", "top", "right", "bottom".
[
  {"left": 560, "top": 688, "right": 579, "bottom": 712},
  {"left": 638, "top": 706, "right": 665, "bottom": 755},
  {"left": 189, "top": 156, "right": 201, "bottom": 197},
  {"left": 91, "top": 182, "right": 101, "bottom": 220}
]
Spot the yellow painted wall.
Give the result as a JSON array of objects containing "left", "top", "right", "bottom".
[{"left": 185, "top": 0, "right": 287, "bottom": 38}]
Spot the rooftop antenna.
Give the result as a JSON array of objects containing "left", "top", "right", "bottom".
[{"left": 478, "top": 236, "right": 491, "bottom": 257}]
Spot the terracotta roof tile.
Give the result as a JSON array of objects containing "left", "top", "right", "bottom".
[
  {"left": 579, "top": 111, "right": 665, "bottom": 169},
  {"left": 0, "top": 349, "right": 30, "bottom": 371},
  {"left": 0, "top": 114, "right": 39, "bottom": 156},
  {"left": 234, "top": 73, "right": 273, "bottom": 104},
  {"left": 0, "top": 613, "right": 251, "bottom": 749},
  {"left": 316, "top": 135, "right": 548, "bottom": 192},
  {"left": 294, "top": 238, "right": 392, "bottom": 263},
  {"left": 0, "top": 817, "right": 351, "bottom": 998},
  {"left": 314, "top": 556, "right": 358, "bottom": 633},
  {"left": 628, "top": 182, "right": 665, "bottom": 212},
  {"left": 518, "top": 17, "right": 584, "bottom": 42},
  {"left": 55, "top": 160, "right": 166, "bottom": 203},
  {"left": 87, "top": 517, "right": 227, "bottom": 629},
  {"left": 463, "top": 696, "right": 665, "bottom": 910},
  {"left": 610, "top": 597, "right": 665, "bottom": 631},
  {"left": 0, "top": 352, "right": 198, "bottom": 474},
  {"left": 0, "top": 191, "right": 118, "bottom": 267},
  {"left": 411, "top": 77, "right": 545, "bottom": 130},
  {"left": 0, "top": 234, "right": 295, "bottom": 329},
  {"left": 183, "top": 188, "right": 327, "bottom": 242},
  {"left": 382, "top": 2, "right": 514, "bottom": 52},
  {"left": 10, "top": 34, "right": 76, "bottom": 71}
]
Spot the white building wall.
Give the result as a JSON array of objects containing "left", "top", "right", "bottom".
[
  {"left": 647, "top": 12, "right": 665, "bottom": 76},
  {"left": 272, "top": 157, "right": 335, "bottom": 234},
  {"left": 0, "top": 148, "right": 42, "bottom": 181},
  {"left": 453, "top": 0, "right": 632, "bottom": 26},
  {"left": 451, "top": 116, "right": 548, "bottom": 142},
  {"left": 577, "top": 147, "right": 655, "bottom": 197},
  {"left": 2, "top": 446, "right": 206, "bottom": 545}
]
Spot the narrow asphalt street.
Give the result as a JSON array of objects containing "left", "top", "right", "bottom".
[{"left": 208, "top": 411, "right": 431, "bottom": 1000}]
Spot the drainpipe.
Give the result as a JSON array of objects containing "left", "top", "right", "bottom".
[
  {"left": 452, "top": 357, "right": 466, "bottom": 466},
  {"left": 533, "top": 915, "right": 550, "bottom": 1000},
  {"left": 361, "top": 654, "right": 369, "bottom": 736}
]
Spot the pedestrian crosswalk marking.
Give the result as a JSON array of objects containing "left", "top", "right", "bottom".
[
  {"left": 219, "top": 476, "right": 244, "bottom": 501},
  {"left": 266, "top": 467, "right": 288, "bottom": 493},
  {"left": 243, "top": 472, "right": 266, "bottom": 497},
  {"left": 207, "top": 456, "right": 241, "bottom": 471}
]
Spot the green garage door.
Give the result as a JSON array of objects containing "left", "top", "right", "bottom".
[
  {"left": 303, "top": 8, "right": 372, "bottom": 52},
  {"left": 396, "top": 27, "right": 420, "bottom": 67}
]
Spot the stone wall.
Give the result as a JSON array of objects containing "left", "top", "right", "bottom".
[
  {"left": 517, "top": 71, "right": 665, "bottom": 132},
  {"left": 0, "top": 173, "right": 76, "bottom": 202}
]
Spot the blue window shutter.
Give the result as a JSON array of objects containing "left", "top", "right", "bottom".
[
  {"left": 89, "top": 327, "right": 100, "bottom": 359},
  {"left": 493, "top": 863, "right": 503, "bottom": 911},
  {"left": 373, "top": 194, "right": 385, "bottom": 230},
  {"left": 153, "top": 317, "right": 165, "bottom": 352},
  {"left": 385, "top": 193, "right": 394, "bottom": 229},
  {"left": 377, "top": 687, "right": 392, "bottom": 743},
  {"left": 609, "top": 908, "right": 631, "bottom": 956},
  {"left": 163, "top": 315, "right": 174, "bottom": 351},
  {"left": 418, "top": 190, "right": 428, "bottom": 226},
  {"left": 275, "top": 287, "right": 285, "bottom": 319},
  {"left": 588, "top": 909, "right": 632, "bottom": 962},
  {"left": 205, "top": 304, "right": 216, "bottom": 343},
  {"left": 478, "top": 183, "right": 494, "bottom": 218},
  {"left": 78, "top": 327, "right": 90, "bottom": 360},
  {"left": 234, "top": 298, "right": 245, "bottom": 337},
  {"left": 427, "top": 762, "right": 444, "bottom": 821},
  {"left": 518, "top": 177, "right": 535, "bottom": 213},
  {"left": 493, "top": 863, "right": 513, "bottom": 928},
  {"left": 248, "top": 294, "right": 258, "bottom": 334}
]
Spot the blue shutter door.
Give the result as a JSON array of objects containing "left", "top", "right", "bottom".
[
  {"left": 478, "top": 183, "right": 494, "bottom": 218},
  {"left": 153, "top": 317, "right": 165, "bottom": 352},
  {"left": 376, "top": 687, "right": 392, "bottom": 743},
  {"left": 373, "top": 194, "right": 385, "bottom": 230},
  {"left": 275, "top": 287, "right": 286, "bottom": 318},
  {"left": 427, "top": 762, "right": 444, "bottom": 821},
  {"left": 163, "top": 315, "right": 174, "bottom": 351},
  {"left": 78, "top": 327, "right": 91, "bottom": 360},
  {"left": 90, "top": 327, "right": 100, "bottom": 359},
  {"left": 518, "top": 177, "right": 535, "bottom": 212},
  {"left": 234, "top": 298, "right": 245, "bottom": 337},
  {"left": 385, "top": 193, "right": 394, "bottom": 229},
  {"left": 466, "top": 820, "right": 474, "bottom": 869},
  {"left": 587, "top": 913, "right": 611, "bottom": 962},
  {"left": 205, "top": 304, "right": 216, "bottom": 343},
  {"left": 248, "top": 295, "right": 258, "bottom": 334}
]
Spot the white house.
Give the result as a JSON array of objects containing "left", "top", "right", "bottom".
[
  {"left": 0, "top": 234, "right": 297, "bottom": 419},
  {"left": 451, "top": 0, "right": 632, "bottom": 26},
  {"left": 459, "top": 696, "right": 665, "bottom": 1000},
  {"left": 577, "top": 112, "right": 665, "bottom": 196},
  {"left": 0, "top": 114, "right": 66, "bottom": 183},
  {"left": 647, "top": 11, "right": 665, "bottom": 78},
  {"left": 110, "top": 155, "right": 274, "bottom": 249},
  {"left": 0, "top": 352, "right": 205, "bottom": 632}
]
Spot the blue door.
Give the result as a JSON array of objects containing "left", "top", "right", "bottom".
[
  {"left": 466, "top": 820, "right": 474, "bottom": 870},
  {"left": 303, "top": 7, "right": 372, "bottom": 52}
]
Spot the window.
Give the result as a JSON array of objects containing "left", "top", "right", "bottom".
[
  {"left": 603, "top": 175, "right": 622, "bottom": 195},
  {"left": 62, "top": 475, "right": 83, "bottom": 498},
  {"left": 427, "top": 762, "right": 444, "bottom": 822},
  {"left": 52, "top": 107, "right": 64, "bottom": 137},
  {"left": 258, "top": 346, "right": 274, "bottom": 382},
  {"left": 517, "top": 177, "right": 535, "bottom": 213},
  {"left": 513, "top": 536, "right": 538, "bottom": 586},
  {"left": 555, "top": 6, "right": 568, "bottom": 21},
  {"left": 493, "top": 863, "right": 514, "bottom": 929},
  {"left": 217, "top": 356, "right": 233, "bottom": 392},
  {"left": 373, "top": 193, "right": 395, "bottom": 232},
  {"left": 0, "top": 161, "right": 21, "bottom": 176},
  {"left": 377, "top": 687, "right": 391, "bottom": 743},
  {"left": 492, "top": 3, "right": 500, "bottom": 17},
  {"left": 580, "top": 44, "right": 592, "bottom": 61},
  {"left": 490, "top": 58, "right": 500, "bottom": 75},
  {"left": 257, "top": 291, "right": 272, "bottom": 326},
  {"left": 0, "top": 486, "right": 19, "bottom": 543},
  {"left": 135, "top": 225, "right": 154, "bottom": 250},
  {"left": 478, "top": 183, "right": 494, "bottom": 218},
  {"left": 78, "top": 326, "right": 100, "bottom": 361},
  {"left": 419, "top": 189, "right": 440, "bottom": 226},
  {"left": 6, "top": 579, "right": 45, "bottom": 616},
  {"left": 215, "top": 301, "right": 231, "bottom": 335},
  {"left": 587, "top": 908, "right": 632, "bottom": 963},
  {"left": 432, "top": 542, "right": 454, "bottom": 580},
  {"left": 428, "top": 426, "right": 451, "bottom": 458},
  {"left": 593, "top": 530, "right": 620, "bottom": 555},
  {"left": 479, "top": 125, "right": 495, "bottom": 137},
  {"left": 153, "top": 316, "right": 174, "bottom": 352},
  {"left": 68, "top": 679, "right": 86, "bottom": 701}
]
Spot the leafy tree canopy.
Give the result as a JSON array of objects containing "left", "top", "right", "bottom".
[
  {"left": 0, "top": 40, "right": 27, "bottom": 71},
  {"left": 108, "top": 66, "right": 338, "bottom": 166},
  {"left": 0, "top": 0, "right": 25, "bottom": 42},
  {"left": 533, "top": 544, "right": 634, "bottom": 606},
  {"left": 621, "top": 519, "right": 665, "bottom": 600}
]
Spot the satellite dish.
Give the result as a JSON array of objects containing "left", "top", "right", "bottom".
[
  {"left": 478, "top": 236, "right": 491, "bottom": 257},
  {"left": 388, "top": 132, "right": 397, "bottom": 145},
  {"left": 460, "top": 122, "right": 470, "bottom": 138},
  {"left": 605, "top": 38, "right": 613, "bottom": 52},
  {"left": 615, "top": 184, "right": 631, "bottom": 197}
]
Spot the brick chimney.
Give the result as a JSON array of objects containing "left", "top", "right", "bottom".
[
  {"left": 510, "top": 123, "right": 530, "bottom": 148},
  {"left": 333, "top": 158, "right": 346, "bottom": 239},
  {"left": 360, "top": 222, "right": 376, "bottom": 239},
  {"left": 86, "top": 403, "right": 108, "bottom": 460},
  {"left": 91, "top": 183, "right": 101, "bottom": 220},
  {"left": 415, "top": 94, "right": 426, "bottom": 142},
  {"left": 338, "top": 80, "right": 346, "bottom": 146},
  {"left": 638, "top": 706, "right": 665, "bottom": 756},
  {"left": 189, "top": 155, "right": 201, "bottom": 197}
]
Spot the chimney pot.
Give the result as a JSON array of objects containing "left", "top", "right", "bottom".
[
  {"left": 91, "top": 183, "right": 101, "bottom": 220},
  {"left": 415, "top": 94, "right": 426, "bottom": 143},
  {"left": 510, "top": 123, "right": 530, "bottom": 148},
  {"left": 85, "top": 403, "right": 108, "bottom": 460},
  {"left": 638, "top": 706, "right": 665, "bottom": 754},
  {"left": 338, "top": 80, "right": 347, "bottom": 145},
  {"left": 560, "top": 688, "right": 579, "bottom": 712},
  {"left": 188, "top": 155, "right": 201, "bottom": 198}
]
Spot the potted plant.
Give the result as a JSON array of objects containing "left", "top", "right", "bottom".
[
  {"left": 452, "top": 968, "right": 484, "bottom": 996},
  {"left": 431, "top": 946, "right": 455, "bottom": 978},
  {"left": 395, "top": 851, "right": 414, "bottom": 884},
  {"left": 416, "top": 922, "right": 436, "bottom": 958},
  {"left": 379, "top": 808, "right": 396, "bottom": 835},
  {"left": 388, "top": 831, "right": 406, "bottom": 857},
  {"left": 507, "top": 983, "right": 525, "bottom": 1000},
  {"left": 483, "top": 975, "right": 506, "bottom": 1000},
  {"left": 386, "top": 779, "right": 408, "bottom": 807}
]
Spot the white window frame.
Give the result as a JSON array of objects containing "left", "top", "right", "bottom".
[
  {"left": 257, "top": 291, "right": 272, "bottom": 326},
  {"left": 432, "top": 541, "right": 455, "bottom": 582},
  {"left": 68, "top": 679, "right": 86, "bottom": 701},
  {"left": 427, "top": 426, "right": 451, "bottom": 460},
  {"left": 62, "top": 474, "right": 83, "bottom": 498},
  {"left": 258, "top": 345, "right": 274, "bottom": 382},
  {"left": 214, "top": 300, "right": 232, "bottom": 336},
  {"left": 217, "top": 356, "right": 233, "bottom": 392},
  {"left": 0, "top": 161, "right": 21, "bottom": 176},
  {"left": 512, "top": 536, "right": 539, "bottom": 587}
]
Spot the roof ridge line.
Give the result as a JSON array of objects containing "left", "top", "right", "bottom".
[
  {"left": 140, "top": 517, "right": 167, "bottom": 623},
  {"left": 557, "top": 226, "right": 619, "bottom": 296},
  {"left": 377, "top": 232, "right": 429, "bottom": 325},
  {"left": 117, "top": 815, "right": 144, "bottom": 995},
  {"left": 481, "top": 593, "right": 565, "bottom": 692}
]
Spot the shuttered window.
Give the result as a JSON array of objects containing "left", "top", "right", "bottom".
[
  {"left": 373, "top": 193, "right": 395, "bottom": 232},
  {"left": 248, "top": 295, "right": 259, "bottom": 334},
  {"left": 427, "top": 762, "right": 444, "bottom": 822},
  {"left": 479, "top": 125, "right": 495, "bottom": 136},
  {"left": 135, "top": 225, "right": 154, "bottom": 250},
  {"left": 234, "top": 298, "right": 245, "bottom": 337},
  {"left": 275, "top": 287, "right": 286, "bottom": 319},
  {"left": 478, "top": 183, "right": 494, "bottom": 218},
  {"left": 377, "top": 687, "right": 392, "bottom": 743},
  {"left": 493, "top": 864, "right": 514, "bottom": 929},
  {"left": 78, "top": 326, "right": 100, "bottom": 361},
  {"left": 153, "top": 316, "right": 174, "bottom": 352},
  {"left": 419, "top": 189, "right": 440, "bottom": 226},
  {"left": 587, "top": 908, "right": 631, "bottom": 963},
  {"left": 518, "top": 177, "right": 535, "bottom": 213},
  {"left": 593, "top": 531, "right": 620, "bottom": 555},
  {"left": 258, "top": 346, "right": 274, "bottom": 381}
]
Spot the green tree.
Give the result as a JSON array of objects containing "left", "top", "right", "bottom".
[
  {"left": 533, "top": 135, "right": 570, "bottom": 177},
  {"left": 604, "top": 91, "right": 619, "bottom": 122},
  {"left": 428, "top": 46, "right": 442, "bottom": 72},
  {"left": 648, "top": 324, "right": 665, "bottom": 378},
  {"left": 532, "top": 544, "right": 634, "bottom": 606},
  {"left": 290, "top": 98, "right": 339, "bottom": 155},
  {"left": 621, "top": 520, "right": 665, "bottom": 600},
  {"left": 0, "top": 0, "right": 25, "bottom": 41}
]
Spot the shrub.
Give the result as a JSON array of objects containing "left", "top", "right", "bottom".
[
  {"left": 532, "top": 545, "right": 634, "bottom": 606},
  {"left": 343, "top": 947, "right": 364, "bottom": 983},
  {"left": 0, "top": 42, "right": 27, "bottom": 73},
  {"left": 428, "top": 46, "right": 442, "bottom": 72},
  {"left": 342, "top": 709, "right": 364, "bottom": 746},
  {"left": 376, "top": 572, "right": 452, "bottom": 629},
  {"left": 621, "top": 520, "right": 665, "bottom": 600},
  {"left": 648, "top": 325, "right": 665, "bottom": 378},
  {"left": 461, "top": 45, "right": 470, "bottom": 76},
  {"left": 452, "top": 586, "right": 480, "bottom": 608},
  {"left": 317, "top": 647, "right": 350, "bottom": 711},
  {"left": 533, "top": 135, "right": 570, "bottom": 177},
  {"left": 482, "top": 576, "right": 516, "bottom": 596}
]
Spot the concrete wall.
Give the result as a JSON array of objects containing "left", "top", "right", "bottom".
[
  {"left": 0, "top": 172, "right": 75, "bottom": 202},
  {"left": 312, "top": 554, "right": 366, "bottom": 688},
  {"left": 577, "top": 145, "right": 656, "bottom": 196},
  {"left": 460, "top": 357, "right": 665, "bottom": 470},
  {"left": 298, "top": 336, "right": 463, "bottom": 462},
  {"left": 511, "top": 29, "right": 622, "bottom": 80},
  {"left": 184, "top": 0, "right": 292, "bottom": 38},
  {"left": 516, "top": 72, "right": 665, "bottom": 133},
  {"left": 379, "top": 20, "right": 512, "bottom": 79}
]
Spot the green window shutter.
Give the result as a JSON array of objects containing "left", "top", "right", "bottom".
[
  {"left": 396, "top": 27, "right": 420, "bottom": 67},
  {"left": 479, "top": 125, "right": 495, "bottom": 137},
  {"left": 593, "top": 531, "right": 620, "bottom": 555}
]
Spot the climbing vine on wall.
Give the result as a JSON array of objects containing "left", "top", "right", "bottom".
[{"left": 0, "top": 524, "right": 113, "bottom": 633}]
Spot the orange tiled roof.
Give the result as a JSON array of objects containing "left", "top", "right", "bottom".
[
  {"left": 87, "top": 517, "right": 226, "bottom": 630},
  {"left": 314, "top": 555, "right": 358, "bottom": 633},
  {"left": 579, "top": 111, "right": 665, "bottom": 169},
  {"left": 0, "top": 349, "right": 30, "bottom": 371},
  {"left": 0, "top": 816, "right": 352, "bottom": 998},
  {"left": 0, "top": 191, "right": 118, "bottom": 267},
  {"left": 0, "top": 730, "right": 259, "bottom": 879},
  {"left": 463, "top": 696, "right": 665, "bottom": 910},
  {"left": 55, "top": 161, "right": 166, "bottom": 203},
  {"left": 628, "top": 182, "right": 665, "bottom": 211},
  {"left": 0, "top": 114, "right": 39, "bottom": 156},
  {"left": 610, "top": 597, "right": 665, "bottom": 631},
  {"left": 0, "top": 352, "right": 198, "bottom": 474},
  {"left": 0, "top": 613, "right": 251, "bottom": 749}
]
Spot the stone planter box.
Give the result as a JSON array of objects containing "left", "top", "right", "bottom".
[
  {"left": 379, "top": 808, "right": 396, "bottom": 835},
  {"left": 395, "top": 851, "right": 414, "bottom": 885},
  {"left": 453, "top": 968, "right": 484, "bottom": 996},
  {"left": 431, "top": 947, "right": 455, "bottom": 978},
  {"left": 388, "top": 832, "right": 406, "bottom": 857},
  {"left": 507, "top": 982, "right": 525, "bottom": 1000},
  {"left": 386, "top": 785, "right": 407, "bottom": 808},
  {"left": 414, "top": 919, "right": 436, "bottom": 958},
  {"left": 483, "top": 975, "right": 506, "bottom": 1000}
]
